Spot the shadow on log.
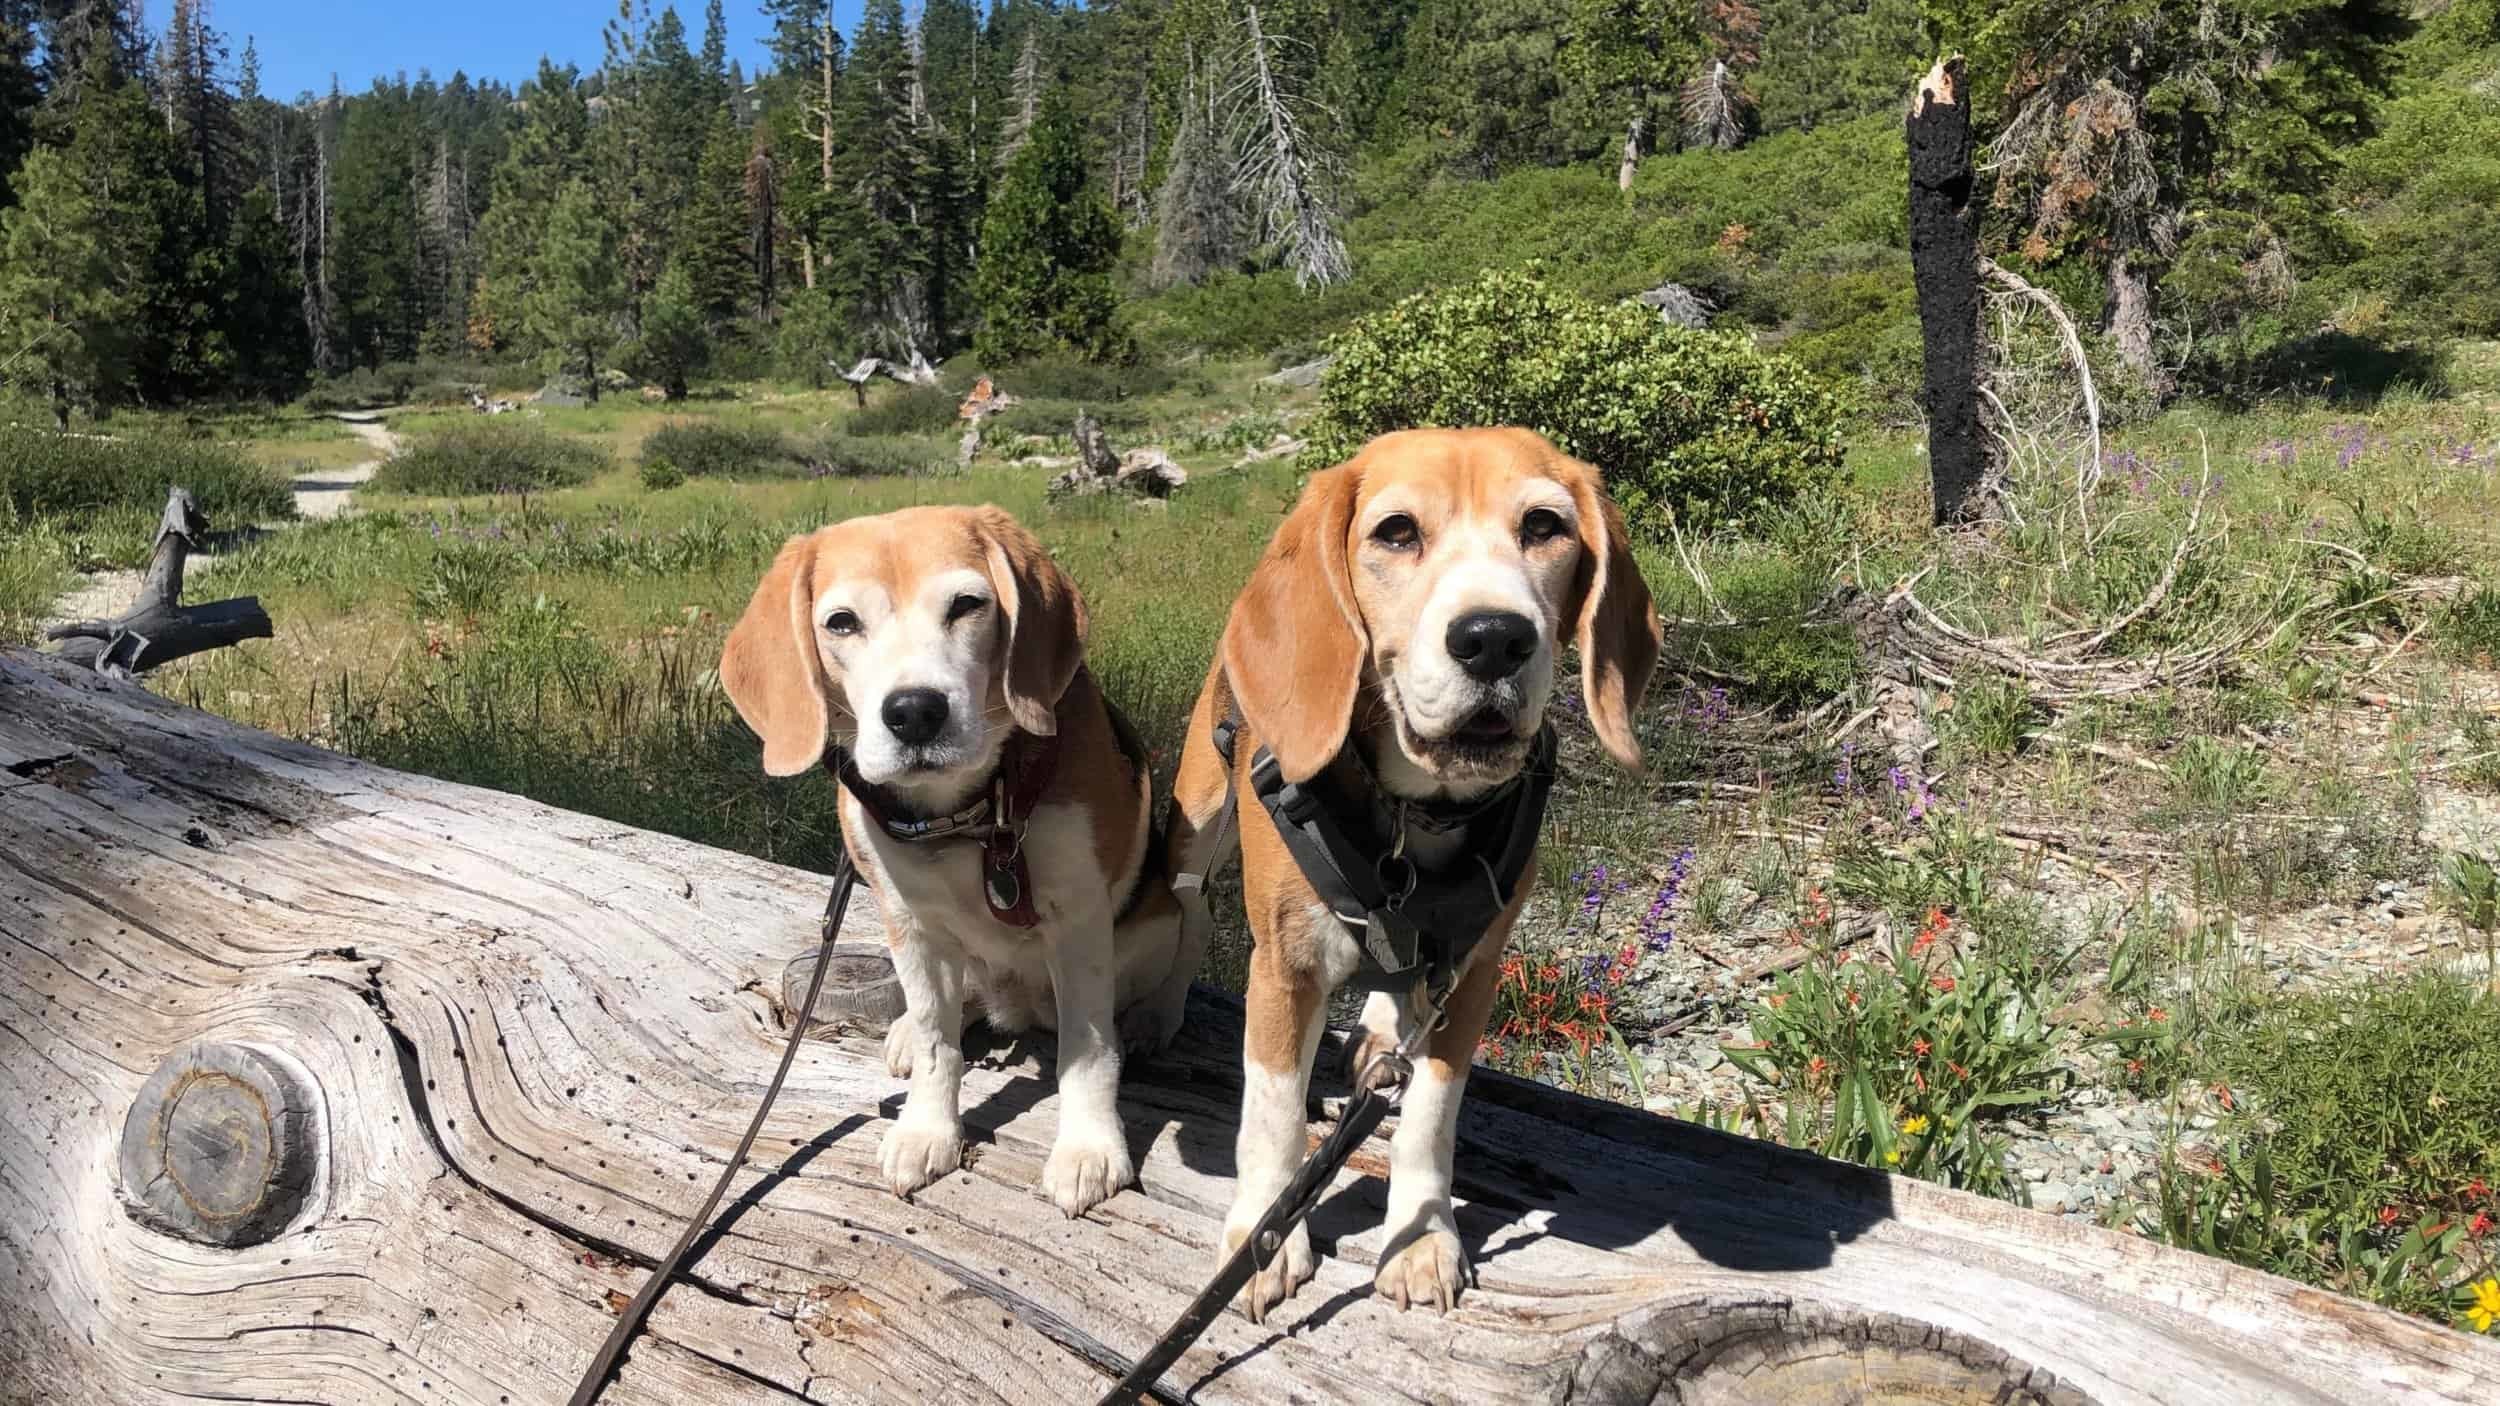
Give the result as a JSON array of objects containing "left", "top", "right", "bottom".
[{"left": 42, "top": 486, "right": 272, "bottom": 677}]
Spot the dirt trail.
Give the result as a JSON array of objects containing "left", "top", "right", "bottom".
[{"left": 41, "top": 410, "right": 400, "bottom": 630}]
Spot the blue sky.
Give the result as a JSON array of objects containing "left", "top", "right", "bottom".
[{"left": 156, "top": 1, "right": 868, "bottom": 100}]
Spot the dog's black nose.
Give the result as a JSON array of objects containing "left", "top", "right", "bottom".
[
  {"left": 881, "top": 688, "right": 950, "bottom": 746},
  {"left": 1446, "top": 610, "right": 1538, "bottom": 681}
]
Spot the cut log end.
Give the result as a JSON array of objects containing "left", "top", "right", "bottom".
[
  {"left": 781, "top": 945, "right": 908, "bottom": 1038},
  {"left": 1577, "top": 1298, "right": 2094, "bottom": 1406},
  {"left": 117, "top": 1042, "right": 321, "bottom": 1247}
]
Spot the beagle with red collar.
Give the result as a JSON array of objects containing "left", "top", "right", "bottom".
[
  {"left": 1164, "top": 428, "right": 1662, "bottom": 1317},
  {"left": 720, "top": 505, "right": 1196, "bottom": 1217}
]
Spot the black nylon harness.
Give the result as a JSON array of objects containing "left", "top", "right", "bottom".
[
  {"left": 1212, "top": 704, "right": 1559, "bottom": 995},
  {"left": 1094, "top": 698, "right": 1558, "bottom": 1404}
]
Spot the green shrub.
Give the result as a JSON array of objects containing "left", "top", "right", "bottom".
[
  {"left": 372, "top": 424, "right": 606, "bottom": 496},
  {"left": 639, "top": 421, "right": 796, "bottom": 482},
  {"left": 2164, "top": 973, "right": 2500, "bottom": 1321},
  {"left": 1300, "top": 269, "right": 1848, "bottom": 531},
  {"left": 997, "top": 354, "right": 1177, "bottom": 403},
  {"left": 849, "top": 383, "right": 961, "bottom": 437},
  {"left": 0, "top": 428, "right": 298, "bottom": 527},
  {"left": 2435, "top": 584, "right": 2500, "bottom": 664},
  {"left": 0, "top": 515, "right": 73, "bottom": 645},
  {"left": 793, "top": 431, "right": 944, "bottom": 478}
]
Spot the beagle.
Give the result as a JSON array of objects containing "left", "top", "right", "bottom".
[
  {"left": 720, "top": 505, "right": 1196, "bottom": 1217},
  {"left": 1164, "top": 428, "right": 1661, "bottom": 1317}
]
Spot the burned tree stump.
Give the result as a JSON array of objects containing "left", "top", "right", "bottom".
[
  {"left": 1909, "top": 57, "right": 1993, "bottom": 526},
  {"left": 42, "top": 486, "right": 273, "bottom": 677}
]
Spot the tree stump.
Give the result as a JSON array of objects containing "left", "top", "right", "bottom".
[
  {"left": 43, "top": 486, "right": 274, "bottom": 677},
  {"left": 1908, "top": 57, "right": 1994, "bottom": 526},
  {"left": 116, "top": 1042, "right": 322, "bottom": 1248}
]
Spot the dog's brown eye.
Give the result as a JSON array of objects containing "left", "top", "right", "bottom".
[
  {"left": 824, "top": 609, "right": 861, "bottom": 636},
  {"left": 1370, "top": 514, "right": 1420, "bottom": 550},
  {"left": 1522, "top": 508, "right": 1568, "bottom": 543},
  {"left": 946, "top": 593, "right": 988, "bottom": 624}
]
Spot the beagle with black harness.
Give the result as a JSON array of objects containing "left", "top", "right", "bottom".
[
  {"left": 1162, "top": 428, "right": 1662, "bottom": 1318},
  {"left": 721, "top": 504, "right": 1196, "bottom": 1218}
]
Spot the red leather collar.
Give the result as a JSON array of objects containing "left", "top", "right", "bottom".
[{"left": 829, "top": 730, "right": 1059, "bottom": 929}]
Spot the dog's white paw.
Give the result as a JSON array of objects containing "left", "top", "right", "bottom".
[
  {"left": 882, "top": 1018, "right": 918, "bottom": 1079},
  {"left": 1040, "top": 1123, "right": 1134, "bottom": 1217},
  {"left": 1117, "top": 988, "right": 1188, "bottom": 1056},
  {"left": 1220, "top": 1216, "right": 1314, "bottom": 1324},
  {"left": 1373, "top": 1227, "right": 1467, "bottom": 1313},
  {"left": 877, "top": 1117, "right": 962, "bottom": 1199}
]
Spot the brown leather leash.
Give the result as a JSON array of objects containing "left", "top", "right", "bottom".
[{"left": 566, "top": 855, "right": 860, "bottom": 1406}]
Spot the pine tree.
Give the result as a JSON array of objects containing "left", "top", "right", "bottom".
[
  {"left": 972, "top": 83, "right": 1127, "bottom": 365},
  {"left": 473, "top": 60, "right": 588, "bottom": 349},
  {"left": 678, "top": 107, "right": 759, "bottom": 326},
  {"left": 0, "top": 6, "right": 45, "bottom": 207},
  {"left": 0, "top": 143, "right": 132, "bottom": 426},
  {"left": 632, "top": 259, "right": 707, "bottom": 397},
  {"left": 523, "top": 177, "right": 625, "bottom": 395},
  {"left": 700, "top": 0, "right": 731, "bottom": 104},
  {"left": 1149, "top": 73, "right": 1242, "bottom": 289}
]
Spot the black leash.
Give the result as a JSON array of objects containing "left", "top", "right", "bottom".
[
  {"left": 1096, "top": 987, "right": 1450, "bottom": 1406},
  {"left": 567, "top": 855, "right": 861, "bottom": 1406}
]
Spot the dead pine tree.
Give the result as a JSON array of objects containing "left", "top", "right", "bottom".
[
  {"left": 1907, "top": 57, "right": 1994, "bottom": 526},
  {"left": 1225, "top": 3, "right": 1350, "bottom": 290}
]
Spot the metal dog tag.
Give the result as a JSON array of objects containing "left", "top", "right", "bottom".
[{"left": 986, "top": 861, "right": 1021, "bottom": 914}]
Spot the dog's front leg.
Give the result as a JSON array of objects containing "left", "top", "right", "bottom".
[
  {"left": 1375, "top": 942, "right": 1504, "bottom": 1312},
  {"left": 1222, "top": 941, "right": 1326, "bottom": 1322},
  {"left": 1042, "top": 906, "right": 1134, "bottom": 1216},
  {"left": 879, "top": 924, "right": 968, "bottom": 1199}
]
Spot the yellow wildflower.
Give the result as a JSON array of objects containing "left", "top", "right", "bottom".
[
  {"left": 2470, "top": 1278, "right": 2500, "bottom": 1334},
  {"left": 1884, "top": 1147, "right": 1902, "bottom": 1165},
  {"left": 1900, "top": 1114, "right": 1932, "bottom": 1137}
]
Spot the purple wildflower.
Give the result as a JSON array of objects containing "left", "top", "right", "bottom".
[{"left": 1832, "top": 742, "right": 1856, "bottom": 793}]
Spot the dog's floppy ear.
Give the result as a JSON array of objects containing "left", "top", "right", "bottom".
[
  {"left": 721, "top": 533, "right": 837, "bottom": 777},
  {"left": 976, "top": 506, "right": 1088, "bottom": 736},
  {"left": 1561, "top": 461, "right": 1663, "bottom": 768},
  {"left": 1223, "top": 460, "right": 1366, "bottom": 782}
]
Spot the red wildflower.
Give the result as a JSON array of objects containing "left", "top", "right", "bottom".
[
  {"left": 2147, "top": 1006, "right": 2169, "bottom": 1023},
  {"left": 2471, "top": 1212, "right": 2494, "bottom": 1240},
  {"left": 1538, "top": 964, "right": 1564, "bottom": 984},
  {"left": 1806, "top": 1055, "right": 1829, "bottom": 1077},
  {"left": 1911, "top": 1038, "right": 1931, "bottom": 1057},
  {"left": 2379, "top": 1205, "right": 2401, "bottom": 1228},
  {"left": 2470, "top": 1178, "right": 2491, "bottom": 1199},
  {"left": 1931, "top": 974, "right": 1957, "bottom": 993},
  {"left": 2126, "top": 1058, "right": 2145, "bottom": 1077},
  {"left": 1947, "top": 1060, "right": 1969, "bottom": 1081}
]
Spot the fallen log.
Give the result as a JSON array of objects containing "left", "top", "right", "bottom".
[
  {"left": 2, "top": 649, "right": 2496, "bottom": 1404},
  {"left": 40, "top": 486, "right": 273, "bottom": 677}
]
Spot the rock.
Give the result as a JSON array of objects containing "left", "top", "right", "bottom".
[
  {"left": 1694, "top": 1044, "right": 1725, "bottom": 1073},
  {"left": 2021, "top": 1164, "right": 2048, "bottom": 1184},
  {"left": 2050, "top": 992, "right": 2110, "bottom": 1031},
  {"left": 2035, "top": 1182, "right": 2073, "bottom": 1213},
  {"left": 1631, "top": 282, "right": 1714, "bottom": 329},
  {"left": 1261, "top": 354, "right": 1333, "bottom": 389},
  {"left": 535, "top": 375, "right": 590, "bottom": 408},
  {"left": 2421, "top": 791, "right": 2500, "bottom": 855}
]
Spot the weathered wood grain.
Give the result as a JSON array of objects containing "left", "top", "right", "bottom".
[{"left": 3, "top": 648, "right": 2497, "bottom": 1404}]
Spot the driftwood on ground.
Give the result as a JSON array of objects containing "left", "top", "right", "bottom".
[
  {"left": 41, "top": 486, "right": 272, "bottom": 677},
  {"left": 3, "top": 649, "right": 2497, "bottom": 1404}
]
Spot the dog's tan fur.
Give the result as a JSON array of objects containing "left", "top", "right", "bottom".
[
  {"left": 722, "top": 505, "right": 1194, "bottom": 1217},
  {"left": 1166, "top": 428, "right": 1661, "bottom": 1316}
]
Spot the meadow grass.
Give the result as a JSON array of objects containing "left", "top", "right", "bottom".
[{"left": 46, "top": 361, "right": 2500, "bottom": 1334}]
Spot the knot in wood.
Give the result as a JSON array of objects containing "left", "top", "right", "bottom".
[
  {"left": 118, "top": 1042, "right": 321, "bottom": 1247},
  {"left": 1571, "top": 1296, "right": 2096, "bottom": 1405},
  {"left": 783, "top": 944, "right": 908, "bottom": 1038}
]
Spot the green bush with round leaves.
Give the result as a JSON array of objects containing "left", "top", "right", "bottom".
[{"left": 1299, "top": 269, "right": 1849, "bottom": 532}]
